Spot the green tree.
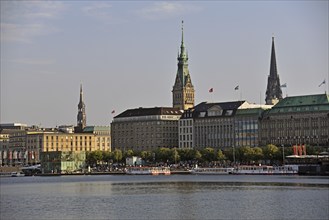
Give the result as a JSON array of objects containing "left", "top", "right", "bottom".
[
  {"left": 201, "top": 147, "right": 216, "bottom": 162},
  {"left": 194, "top": 150, "right": 202, "bottom": 162},
  {"left": 263, "top": 144, "right": 279, "bottom": 163},
  {"left": 112, "top": 149, "right": 123, "bottom": 163},
  {"left": 217, "top": 149, "right": 226, "bottom": 161},
  {"left": 156, "top": 147, "right": 171, "bottom": 162},
  {"left": 251, "top": 147, "right": 264, "bottom": 162},
  {"left": 140, "top": 150, "right": 153, "bottom": 162},
  {"left": 125, "top": 149, "right": 134, "bottom": 158},
  {"left": 170, "top": 148, "right": 180, "bottom": 164},
  {"left": 103, "top": 151, "right": 112, "bottom": 165},
  {"left": 237, "top": 146, "right": 254, "bottom": 163}
]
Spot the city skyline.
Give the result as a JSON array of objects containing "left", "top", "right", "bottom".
[{"left": 1, "top": 1, "right": 328, "bottom": 127}]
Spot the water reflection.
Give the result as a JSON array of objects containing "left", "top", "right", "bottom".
[{"left": 1, "top": 175, "right": 328, "bottom": 220}]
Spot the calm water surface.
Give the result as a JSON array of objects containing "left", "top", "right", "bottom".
[{"left": 1, "top": 175, "right": 328, "bottom": 220}]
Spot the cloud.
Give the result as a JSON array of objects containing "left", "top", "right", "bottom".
[
  {"left": 1, "top": 23, "right": 60, "bottom": 43},
  {"left": 4, "top": 58, "right": 55, "bottom": 65},
  {"left": 82, "top": 3, "right": 113, "bottom": 20},
  {"left": 0, "top": 1, "right": 66, "bottom": 43},
  {"left": 137, "top": 2, "right": 202, "bottom": 20}
]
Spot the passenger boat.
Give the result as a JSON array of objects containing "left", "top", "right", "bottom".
[
  {"left": 125, "top": 167, "right": 171, "bottom": 175},
  {"left": 272, "top": 165, "right": 299, "bottom": 174},
  {"left": 191, "top": 167, "right": 234, "bottom": 175},
  {"left": 234, "top": 165, "right": 298, "bottom": 175}
]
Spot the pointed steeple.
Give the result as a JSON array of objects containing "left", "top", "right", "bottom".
[
  {"left": 172, "top": 21, "right": 194, "bottom": 110},
  {"left": 179, "top": 20, "right": 187, "bottom": 59},
  {"left": 265, "top": 36, "right": 283, "bottom": 105},
  {"left": 76, "top": 83, "right": 86, "bottom": 132},
  {"left": 79, "top": 84, "right": 83, "bottom": 107},
  {"left": 269, "top": 37, "right": 278, "bottom": 77}
]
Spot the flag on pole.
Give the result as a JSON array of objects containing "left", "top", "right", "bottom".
[
  {"left": 209, "top": 88, "right": 213, "bottom": 93},
  {"left": 280, "top": 83, "right": 287, "bottom": 88},
  {"left": 234, "top": 85, "right": 239, "bottom": 90},
  {"left": 318, "top": 79, "right": 326, "bottom": 87}
]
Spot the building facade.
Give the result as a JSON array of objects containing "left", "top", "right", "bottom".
[
  {"left": 179, "top": 102, "right": 271, "bottom": 149},
  {"left": 260, "top": 94, "right": 329, "bottom": 147},
  {"left": 0, "top": 126, "right": 110, "bottom": 166},
  {"left": 172, "top": 21, "right": 195, "bottom": 110},
  {"left": 265, "top": 37, "right": 283, "bottom": 105},
  {"left": 111, "top": 107, "right": 182, "bottom": 152}
]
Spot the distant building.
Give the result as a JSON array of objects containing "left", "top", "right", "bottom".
[
  {"left": 111, "top": 107, "right": 182, "bottom": 152},
  {"left": 260, "top": 94, "right": 329, "bottom": 147},
  {"left": 0, "top": 123, "right": 28, "bottom": 131},
  {"left": 40, "top": 151, "right": 86, "bottom": 174},
  {"left": 0, "top": 126, "right": 110, "bottom": 167},
  {"left": 172, "top": 21, "right": 195, "bottom": 110},
  {"left": 179, "top": 101, "right": 271, "bottom": 149},
  {"left": 265, "top": 37, "right": 283, "bottom": 105}
]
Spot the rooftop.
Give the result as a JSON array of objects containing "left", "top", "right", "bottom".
[{"left": 115, "top": 107, "right": 183, "bottom": 118}]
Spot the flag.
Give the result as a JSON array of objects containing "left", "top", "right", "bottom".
[
  {"left": 209, "top": 88, "right": 213, "bottom": 93},
  {"left": 234, "top": 85, "right": 239, "bottom": 90},
  {"left": 318, "top": 79, "right": 326, "bottom": 87},
  {"left": 280, "top": 83, "right": 287, "bottom": 88},
  {"left": 111, "top": 110, "right": 115, "bottom": 114}
]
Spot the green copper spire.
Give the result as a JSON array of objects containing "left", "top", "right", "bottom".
[
  {"left": 172, "top": 20, "right": 194, "bottom": 110},
  {"left": 179, "top": 20, "right": 187, "bottom": 59}
]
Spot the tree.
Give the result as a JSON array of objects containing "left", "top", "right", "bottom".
[
  {"left": 194, "top": 150, "right": 202, "bottom": 162},
  {"left": 263, "top": 144, "right": 279, "bottom": 163},
  {"left": 112, "top": 149, "right": 123, "bottom": 163},
  {"left": 201, "top": 147, "right": 216, "bottom": 162},
  {"left": 140, "top": 150, "right": 153, "bottom": 162},
  {"left": 217, "top": 149, "right": 226, "bottom": 161},
  {"left": 237, "top": 146, "right": 254, "bottom": 163},
  {"left": 251, "top": 147, "right": 263, "bottom": 162},
  {"left": 125, "top": 149, "right": 134, "bottom": 158},
  {"left": 170, "top": 148, "right": 180, "bottom": 164},
  {"left": 103, "top": 151, "right": 112, "bottom": 165},
  {"left": 156, "top": 147, "right": 171, "bottom": 163}
]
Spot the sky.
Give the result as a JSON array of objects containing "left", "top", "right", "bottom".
[{"left": 1, "top": 1, "right": 328, "bottom": 127}]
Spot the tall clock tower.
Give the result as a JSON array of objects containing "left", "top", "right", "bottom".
[{"left": 172, "top": 21, "right": 195, "bottom": 110}]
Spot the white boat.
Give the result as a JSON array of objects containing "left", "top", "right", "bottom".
[
  {"left": 273, "top": 165, "right": 299, "bottom": 174},
  {"left": 234, "top": 165, "right": 298, "bottom": 175},
  {"left": 191, "top": 167, "right": 234, "bottom": 175},
  {"left": 125, "top": 167, "right": 171, "bottom": 175},
  {"left": 11, "top": 172, "right": 25, "bottom": 177},
  {"left": 234, "top": 165, "right": 274, "bottom": 175}
]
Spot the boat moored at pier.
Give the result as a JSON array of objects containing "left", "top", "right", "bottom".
[
  {"left": 234, "top": 165, "right": 298, "bottom": 175},
  {"left": 191, "top": 167, "right": 234, "bottom": 175},
  {"left": 125, "top": 167, "right": 171, "bottom": 175}
]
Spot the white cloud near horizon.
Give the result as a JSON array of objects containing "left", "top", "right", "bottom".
[
  {"left": 3, "top": 58, "right": 55, "bottom": 66},
  {"left": 1, "top": 23, "right": 60, "bottom": 43},
  {"left": 137, "top": 2, "right": 202, "bottom": 20},
  {"left": 0, "top": 1, "right": 66, "bottom": 43}
]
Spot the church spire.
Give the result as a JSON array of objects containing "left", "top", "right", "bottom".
[
  {"left": 265, "top": 36, "right": 283, "bottom": 105},
  {"left": 76, "top": 83, "right": 86, "bottom": 132},
  {"left": 270, "top": 37, "right": 278, "bottom": 77}
]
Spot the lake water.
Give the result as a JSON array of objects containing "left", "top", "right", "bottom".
[{"left": 1, "top": 175, "right": 328, "bottom": 220}]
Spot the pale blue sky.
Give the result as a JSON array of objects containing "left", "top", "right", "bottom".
[{"left": 1, "top": 1, "right": 328, "bottom": 127}]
